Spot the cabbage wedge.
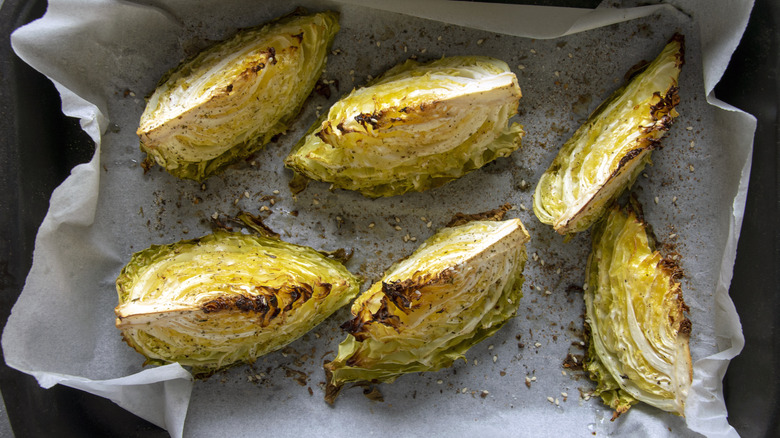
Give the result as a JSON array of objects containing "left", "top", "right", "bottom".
[
  {"left": 138, "top": 11, "right": 339, "bottom": 181},
  {"left": 534, "top": 34, "right": 684, "bottom": 235},
  {"left": 115, "top": 231, "right": 360, "bottom": 375},
  {"left": 285, "top": 56, "right": 524, "bottom": 197},
  {"left": 584, "top": 201, "right": 692, "bottom": 417},
  {"left": 324, "top": 218, "right": 530, "bottom": 403}
]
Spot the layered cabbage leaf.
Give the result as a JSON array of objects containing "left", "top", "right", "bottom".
[
  {"left": 138, "top": 11, "right": 339, "bottom": 181},
  {"left": 534, "top": 34, "right": 684, "bottom": 235},
  {"left": 285, "top": 56, "right": 524, "bottom": 197},
  {"left": 324, "top": 218, "right": 529, "bottom": 402},
  {"left": 115, "top": 231, "right": 360, "bottom": 375},
  {"left": 584, "top": 202, "right": 692, "bottom": 417}
]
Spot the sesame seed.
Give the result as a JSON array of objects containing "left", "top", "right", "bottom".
[
  {"left": 517, "top": 64, "right": 526, "bottom": 70},
  {"left": 312, "top": 199, "right": 320, "bottom": 205},
  {"left": 269, "top": 199, "right": 275, "bottom": 205},
  {"left": 336, "top": 216, "right": 343, "bottom": 221},
  {"left": 395, "top": 217, "right": 401, "bottom": 223},
  {"left": 273, "top": 190, "right": 280, "bottom": 195},
  {"left": 654, "top": 196, "right": 659, "bottom": 204},
  {"left": 534, "top": 342, "right": 542, "bottom": 347},
  {"left": 477, "top": 39, "right": 485, "bottom": 45},
  {"left": 437, "top": 379, "right": 443, "bottom": 384},
  {"left": 562, "top": 370, "right": 567, "bottom": 376},
  {"left": 488, "top": 344, "right": 494, "bottom": 350},
  {"left": 519, "top": 203, "right": 528, "bottom": 211},
  {"left": 462, "top": 387, "right": 468, "bottom": 394},
  {"left": 531, "top": 376, "right": 537, "bottom": 381},
  {"left": 525, "top": 376, "right": 531, "bottom": 383},
  {"left": 260, "top": 206, "right": 270, "bottom": 212},
  {"left": 421, "top": 216, "right": 427, "bottom": 222},
  {"left": 233, "top": 198, "right": 239, "bottom": 205},
  {"left": 673, "top": 196, "right": 678, "bottom": 203},
  {"left": 403, "top": 234, "right": 410, "bottom": 242},
  {"left": 426, "top": 221, "right": 432, "bottom": 228},
  {"left": 376, "top": 41, "right": 381, "bottom": 47},
  {"left": 129, "top": 91, "right": 136, "bottom": 97},
  {"left": 554, "top": 71, "right": 560, "bottom": 77},
  {"left": 689, "top": 164, "right": 695, "bottom": 172},
  {"left": 481, "top": 390, "right": 489, "bottom": 397},
  {"left": 474, "top": 359, "right": 479, "bottom": 365},
  {"left": 556, "top": 268, "right": 561, "bottom": 274},
  {"left": 561, "top": 392, "right": 568, "bottom": 397},
  {"left": 555, "top": 398, "right": 560, "bottom": 406},
  {"left": 530, "top": 48, "right": 537, "bottom": 54},
  {"left": 368, "top": 222, "right": 375, "bottom": 228},
  {"left": 394, "top": 225, "right": 402, "bottom": 231},
  {"left": 493, "top": 355, "right": 498, "bottom": 363},
  {"left": 547, "top": 396, "right": 555, "bottom": 403},
  {"left": 410, "top": 237, "right": 417, "bottom": 242},
  {"left": 540, "top": 259, "right": 545, "bottom": 266},
  {"left": 437, "top": 36, "right": 442, "bottom": 41},
  {"left": 544, "top": 290, "right": 552, "bottom": 295},
  {"left": 201, "top": 184, "right": 207, "bottom": 191},
  {"left": 403, "top": 45, "right": 407, "bottom": 53},
  {"left": 568, "top": 53, "right": 573, "bottom": 58},
  {"left": 532, "top": 253, "right": 539, "bottom": 261},
  {"left": 420, "top": 48, "right": 427, "bottom": 53},
  {"left": 243, "top": 191, "right": 250, "bottom": 198},
  {"left": 686, "top": 126, "right": 693, "bottom": 131},
  {"left": 669, "top": 233, "right": 677, "bottom": 238},
  {"left": 690, "top": 140, "right": 696, "bottom": 148}
]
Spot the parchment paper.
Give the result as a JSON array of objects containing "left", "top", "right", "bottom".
[{"left": 3, "top": 0, "right": 755, "bottom": 437}]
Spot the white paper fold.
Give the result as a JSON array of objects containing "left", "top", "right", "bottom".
[{"left": 3, "top": 1, "right": 754, "bottom": 437}]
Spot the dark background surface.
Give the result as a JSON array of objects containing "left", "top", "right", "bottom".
[{"left": 0, "top": 0, "right": 776, "bottom": 436}]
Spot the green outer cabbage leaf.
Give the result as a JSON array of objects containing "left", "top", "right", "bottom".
[
  {"left": 115, "top": 231, "right": 360, "bottom": 375},
  {"left": 285, "top": 56, "right": 524, "bottom": 197},
  {"left": 324, "top": 219, "right": 530, "bottom": 402},
  {"left": 584, "top": 202, "right": 692, "bottom": 417},
  {"left": 138, "top": 11, "right": 339, "bottom": 181},
  {"left": 533, "top": 34, "right": 684, "bottom": 235}
]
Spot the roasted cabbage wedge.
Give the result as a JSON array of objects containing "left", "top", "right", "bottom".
[
  {"left": 534, "top": 34, "right": 684, "bottom": 235},
  {"left": 138, "top": 11, "right": 339, "bottom": 181},
  {"left": 584, "top": 201, "right": 692, "bottom": 417},
  {"left": 115, "top": 231, "right": 360, "bottom": 375},
  {"left": 324, "top": 218, "right": 530, "bottom": 403},
  {"left": 285, "top": 56, "right": 524, "bottom": 197}
]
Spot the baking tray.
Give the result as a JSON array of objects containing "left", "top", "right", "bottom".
[{"left": 0, "top": 0, "right": 776, "bottom": 436}]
